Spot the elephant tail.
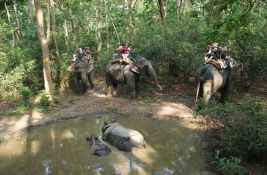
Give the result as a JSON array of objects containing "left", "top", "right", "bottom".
[{"left": 195, "top": 81, "right": 200, "bottom": 103}]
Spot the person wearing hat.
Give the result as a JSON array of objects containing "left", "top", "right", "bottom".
[
  {"left": 72, "top": 47, "right": 84, "bottom": 64},
  {"left": 205, "top": 43, "right": 218, "bottom": 62},
  {"left": 82, "top": 47, "right": 91, "bottom": 63}
]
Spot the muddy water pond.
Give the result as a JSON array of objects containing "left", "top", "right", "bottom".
[{"left": 0, "top": 115, "right": 214, "bottom": 175}]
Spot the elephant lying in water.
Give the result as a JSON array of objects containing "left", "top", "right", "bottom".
[
  {"left": 67, "top": 61, "right": 94, "bottom": 94},
  {"left": 86, "top": 135, "right": 111, "bottom": 156},
  {"left": 195, "top": 59, "right": 242, "bottom": 107},
  {"left": 102, "top": 120, "right": 146, "bottom": 152},
  {"left": 105, "top": 57, "right": 162, "bottom": 98}
]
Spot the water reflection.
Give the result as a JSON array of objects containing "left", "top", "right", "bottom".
[{"left": 0, "top": 116, "right": 215, "bottom": 175}]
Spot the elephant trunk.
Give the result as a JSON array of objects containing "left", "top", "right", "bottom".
[{"left": 147, "top": 65, "right": 162, "bottom": 90}]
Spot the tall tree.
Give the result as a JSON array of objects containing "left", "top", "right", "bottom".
[
  {"left": 127, "top": 0, "right": 136, "bottom": 38},
  {"left": 67, "top": 0, "right": 77, "bottom": 46},
  {"left": 28, "top": 0, "right": 34, "bottom": 23},
  {"left": 96, "top": 0, "right": 102, "bottom": 61},
  {"left": 4, "top": 3, "right": 16, "bottom": 47},
  {"left": 34, "top": 0, "right": 53, "bottom": 98},
  {"left": 63, "top": 20, "right": 69, "bottom": 52},
  {"left": 158, "top": 0, "right": 167, "bottom": 20},
  {"left": 51, "top": 0, "right": 61, "bottom": 88},
  {"left": 13, "top": 0, "right": 21, "bottom": 38},
  {"left": 104, "top": 0, "right": 109, "bottom": 49}
]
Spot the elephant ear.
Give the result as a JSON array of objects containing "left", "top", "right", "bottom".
[
  {"left": 67, "top": 62, "right": 93, "bottom": 72},
  {"left": 75, "top": 62, "right": 90, "bottom": 72},
  {"left": 67, "top": 65, "right": 75, "bottom": 72},
  {"left": 87, "top": 64, "right": 93, "bottom": 73}
]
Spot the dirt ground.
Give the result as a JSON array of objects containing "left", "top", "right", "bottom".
[
  {"left": 0, "top": 76, "right": 204, "bottom": 143},
  {"left": 0, "top": 76, "right": 266, "bottom": 174}
]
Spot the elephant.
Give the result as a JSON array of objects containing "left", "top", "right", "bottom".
[
  {"left": 105, "top": 57, "right": 162, "bottom": 98},
  {"left": 86, "top": 135, "right": 111, "bottom": 156},
  {"left": 67, "top": 61, "right": 94, "bottom": 94},
  {"left": 195, "top": 59, "right": 242, "bottom": 107},
  {"left": 102, "top": 120, "right": 146, "bottom": 152}
]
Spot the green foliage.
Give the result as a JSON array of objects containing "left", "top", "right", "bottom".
[
  {"left": 133, "top": 15, "right": 206, "bottom": 79},
  {"left": 35, "top": 90, "right": 50, "bottom": 112},
  {"left": 0, "top": 50, "right": 40, "bottom": 102},
  {"left": 0, "top": 0, "right": 267, "bottom": 102},
  {"left": 16, "top": 86, "right": 33, "bottom": 112},
  {"left": 215, "top": 150, "right": 246, "bottom": 175},
  {"left": 198, "top": 95, "right": 267, "bottom": 160}
]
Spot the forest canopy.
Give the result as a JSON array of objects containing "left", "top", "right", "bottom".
[{"left": 0, "top": 0, "right": 266, "bottom": 102}]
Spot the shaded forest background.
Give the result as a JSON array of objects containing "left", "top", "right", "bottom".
[
  {"left": 0, "top": 1, "right": 267, "bottom": 174},
  {"left": 0, "top": 0, "right": 267, "bottom": 101}
]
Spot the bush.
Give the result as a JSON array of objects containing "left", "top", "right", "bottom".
[
  {"left": 215, "top": 150, "right": 246, "bottom": 175},
  {"left": 16, "top": 86, "right": 33, "bottom": 112},
  {"left": 197, "top": 94, "right": 267, "bottom": 161},
  {"left": 0, "top": 50, "right": 40, "bottom": 103},
  {"left": 35, "top": 90, "right": 50, "bottom": 112}
]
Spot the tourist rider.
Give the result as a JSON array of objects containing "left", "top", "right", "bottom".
[{"left": 73, "top": 47, "right": 84, "bottom": 64}]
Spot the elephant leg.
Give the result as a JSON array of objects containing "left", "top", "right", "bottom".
[
  {"left": 113, "top": 84, "right": 118, "bottom": 96},
  {"left": 124, "top": 72, "right": 136, "bottom": 98},
  {"left": 88, "top": 73, "right": 94, "bottom": 89},
  {"left": 107, "top": 86, "right": 113, "bottom": 97},
  {"left": 220, "top": 80, "right": 232, "bottom": 103},
  {"left": 128, "top": 81, "right": 136, "bottom": 98},
  {"left": 202, "top": 80, "right": 212, "bottom": 104},
  {"left": 135, "top": 80, "right": 139, "bottom": 96},
  {"left": 81, "top": 72, "right": 90, "bottom": 88},
  {"left": 106, "top": 74, "right": 113, "bottom": 97},
  {"left": 73, "top": 75, "right": 81, "bottom": 94},
  {"left": 220, "top": 71, "right": 234, "bottom": 103}
]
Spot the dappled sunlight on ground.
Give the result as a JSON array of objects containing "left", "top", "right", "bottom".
[
  {"left": 157, "top": 102, "right": 192, "bottom": 118},
  {"left": 0, "top": 77, "right": 206, "bottom": 146},
  {"left": 15, "top": 115, "right": 31, "bottom": 130},
  {"left": 90, "top": 92, "right": 106, "bottom": 98}
]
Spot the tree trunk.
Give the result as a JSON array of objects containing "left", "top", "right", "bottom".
[
  {"left": 96, "top": 0, "right": 102, "bottom": 61},
  {"left": 109, "top": 11, "right": 120, "bottom": 44},
  {"left": 51, "top": 0, "right": 61, "bottom": 89},
  {"left": 35, "top": 0, "right": 53, "bottom": 98},
  {"left": 158, "top": 0, "right": 167, "bottom": 21},
  {"left": 28, "top": 0, "right": 34, "bottom": 23},
  {"left": 67, "top": 1, "right": 77, "bottom": 46},
  {"left": 5, "top": 3, "right": 16, "bottom": 47},
  {"left": 127, "top": 0, "right": 136, "bottom": 38},
  {"left": 64, "top": 20, "right": 69, "bottom": 52},
  {"left": 104, "top": 0, "right": 109, "bottom": 49},
  {"left": 176, "top": 0, "right": 183, "bottom": 20},
  {"left": 13, "top": 0, "right": 21, "bottom": 38}
]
